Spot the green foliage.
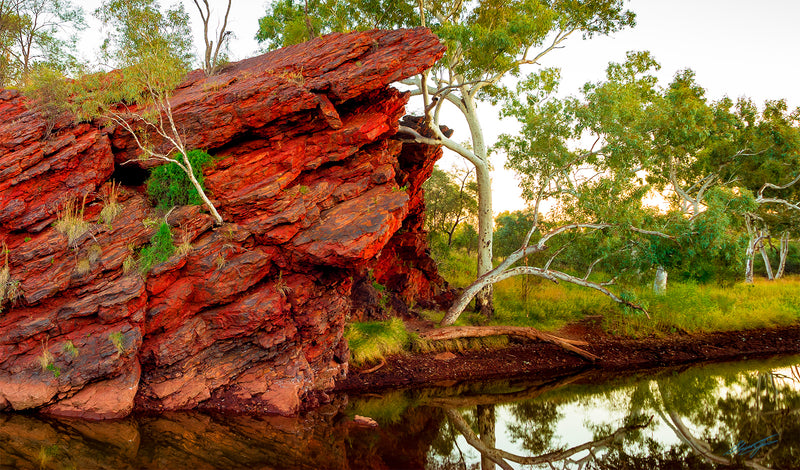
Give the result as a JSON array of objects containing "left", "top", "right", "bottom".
[
  {"left": 423, "top": 166, "right": 478, "bottom": 246},
  {"left": 494, "top": 209, "right": 538, "bottom": 258},
  {"left": 0, "top": 0, "right": 86, "bottom": 87},
  {"left": 96, "top": 0, "right": 192, "bottom": 76},
  {"left": 62, "top": 340, "right": 78, "bottom": 358},
  {"left": 46, "top": 362, "right": 61, "bottom": 377},
  {"left": 345, "top": 318, "right": 410, "bottom": 367},
  {"left": 603, "top": 277, "right": 800, "bottom": 337},
  {"left": 109, "top": 331, "right": 125, "bottom": 354},
  {"left": 256, "top": 0, "right": 417, "bottom": 50},
  {"left": 137, "top": 221, "right": 175, "bottom": 274},
  {"left": 147, "top": 149, "right": 214, "bottom": 208},
  {"left": 66, "top": 0, "right": 193, "bottom": 122},
  {"left": 257, "top": 1, "right": 635, "bottom": 91},
  {"left": 21, "top": 65, "right": 72, "bottom": 137}
]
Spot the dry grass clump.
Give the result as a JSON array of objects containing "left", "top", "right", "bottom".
[
  {"left": 0, "top": 243, "right": 21, "bottom": 312},
  {"left": 175, "top": 228, "right": 193, "bottom": 257},
  {"left": 54, "top": 195, "right": 90, "bottom": 246},
  {"left": 99, "top": 181, "right": 122, "bottom": 226}
]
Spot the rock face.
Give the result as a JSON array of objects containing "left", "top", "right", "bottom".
[{"left": 0, "top": 29, "right": 448, "bottom": 418}]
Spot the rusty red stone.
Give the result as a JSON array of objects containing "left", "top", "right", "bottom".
[{"left": 0, "top": 28, "right": 449, "bottom": 419}]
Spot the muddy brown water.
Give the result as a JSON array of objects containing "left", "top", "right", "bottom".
[{"left": 1, "top": 355, "right": 798, "bottom": 469}]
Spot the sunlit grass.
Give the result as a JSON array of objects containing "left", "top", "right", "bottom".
[
  {"left": 606, "top": 276, "right": 800, "bottom": 337},
  {"left": 346, "top": 318, "right": 411, "bottom": 367},
  {"left": 431, "top": 247, "right": 800, "bottom": 338}
]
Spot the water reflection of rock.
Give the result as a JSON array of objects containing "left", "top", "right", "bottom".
[
  {"left": 1, "top": 358, "right": 798, "bottom": 469},
  {"left": 0, "top": 410, "right": 353, "bottom": 469}
]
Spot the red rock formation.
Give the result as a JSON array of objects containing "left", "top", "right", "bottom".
[{"left": 0, "top": 28, "right": 446, "bottom": 418}]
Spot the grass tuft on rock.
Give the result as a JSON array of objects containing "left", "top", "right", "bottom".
[
  {"left": 346, "top": 317, "right": 410, "bottom": 367},
  {"left": 137, "top": 222, "right": 176, "bottom": 274}
]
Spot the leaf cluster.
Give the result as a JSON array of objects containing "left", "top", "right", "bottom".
[
  {"left": 256, "top": 0, "right": 417, "bottom": 50},
  {"left": 256, "top": 0, "right": 635, "bottom": 88},
  {"left": 146, "top": 149, "right": 213, "bottom": 209},
  {"left": 0, "top": 0, "right": 86, "bottom": 87},
  {"left": 423, "top": 166, "right": 479, "bottom": 239},
  {"left": 137, "top": 221, "right": 175, "bottom": 274}
]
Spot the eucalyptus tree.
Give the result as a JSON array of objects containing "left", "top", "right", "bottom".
[
  {"left": 423, "top": 165, "right": 478, "bottom": 247},
  {"left": 190, "top": 0, "right": 232, "bottom": 75},
  {"left": 0, "top": 0, "right": 24, "bottom": 86},
  {"left": 721, "top": 99, "right": 800, "bottom": 281},
  {"left": 0, "top": 0, "right": 84, "bottom": 86},
  {"left": 256, "top": 0, "right": 636, "bottom": 317},
  {"left": 80, "top": 0, "right": 223, "bottom": 224}
]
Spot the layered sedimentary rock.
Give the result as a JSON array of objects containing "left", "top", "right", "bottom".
[{"left": 0, "top": 28, "right": 447, "bottom": 418}]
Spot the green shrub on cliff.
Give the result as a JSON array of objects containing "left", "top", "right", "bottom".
[
  {"left": 147, "top": 149, "right": 214, "bottom": 208},
  {"left": 137, "top": 222, "right": 176, "bottom": 274}
]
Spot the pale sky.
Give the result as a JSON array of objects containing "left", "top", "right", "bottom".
[{"left": 77, "top": 0, "right": 800, "bottom": 215}]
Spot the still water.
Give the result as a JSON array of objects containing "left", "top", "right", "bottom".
[{"left": 1, "top": 355, "right": 798, "bottom": 469}]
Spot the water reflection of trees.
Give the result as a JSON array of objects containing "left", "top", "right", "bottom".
[{"left": 426, "top": 357, "right": 800, "bottom": 470}]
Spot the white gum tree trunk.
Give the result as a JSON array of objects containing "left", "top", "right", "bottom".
[{"left": 653, "top": 265, "right": 667, "bottom": 294}]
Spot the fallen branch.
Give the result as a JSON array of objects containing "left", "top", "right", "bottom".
[
  {"left": 420, "top": 325, "right": 599, "bottom": 362},
  {"left": 358, "top": 358, "right": 386, "bottom": 374}
]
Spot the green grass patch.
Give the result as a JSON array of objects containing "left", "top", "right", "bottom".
[
  {"left": 147, "top": 149, "right": 214, "bottom": 208},
  {"left": 346, "top": 318, "right": 411, "bottom": 367},
  {"left": 137, "top": 222, "right": 175, "bottom": 274},
  {"left": 604, "top": 276, "right": 800, "bottom": 337},
  {"left": 431, "top": 247, "right": 800, "bottom": 338}
]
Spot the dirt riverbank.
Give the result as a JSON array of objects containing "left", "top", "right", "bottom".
[{"left": 335, "top": 318, "right": 800, "bottom": 393}]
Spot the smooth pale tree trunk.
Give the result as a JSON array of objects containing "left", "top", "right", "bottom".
[
  {"left": 653, "top": 265, "right": 667, "bottom": 294},
  {"left": 745, "top": 240, "right": 756, "bottom": 284},
  {"left": 776, "top": 232, "right": 789, "bottom": 279},
  {"left": 759, "top": 236, "right": 774, "bottom": 281},
  {"left": 477, "top": 405, "right": 496, "bottom": 470},
  {"left": 465, "top": 100, "right": 495, "bottom": 319},
  {"left": 777, "top": 233, "right": 789, "bottom": 279}
]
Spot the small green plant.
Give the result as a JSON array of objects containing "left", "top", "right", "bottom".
[
  {"left": 142, "top": 217, "right": 160, "bottom": 228},
  {"left": 24, "top": 237, "right": 31, "bottom": 242},
  {"left": 54, "top": 195, "right": 90, "bottom": 246},
  {"left": 62, "top": 341, "right": 79, "bottom": 358},
  {"left": 370, "top": 275, "right": 390, "bottom": 311},
  {"left": 99, "top": 181, "right": 122, "bottom": 226},
  {"left": 298, "top": 185, "right": 309, "bottom": 195},
  {"left": 109, "top": 332, "right": 125, "bottom": 354},
  {"left": 137, "top": 222, "right": 176, "bottom": 274},
  {"left": 392, "top": 185, "right": 408, "bottom": 192},
  {"left": 147, "top": 149, "right": 214, "bottom": 208},
  {"left": 46, "top": 363, "right": 61, "bottom": 378}
]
